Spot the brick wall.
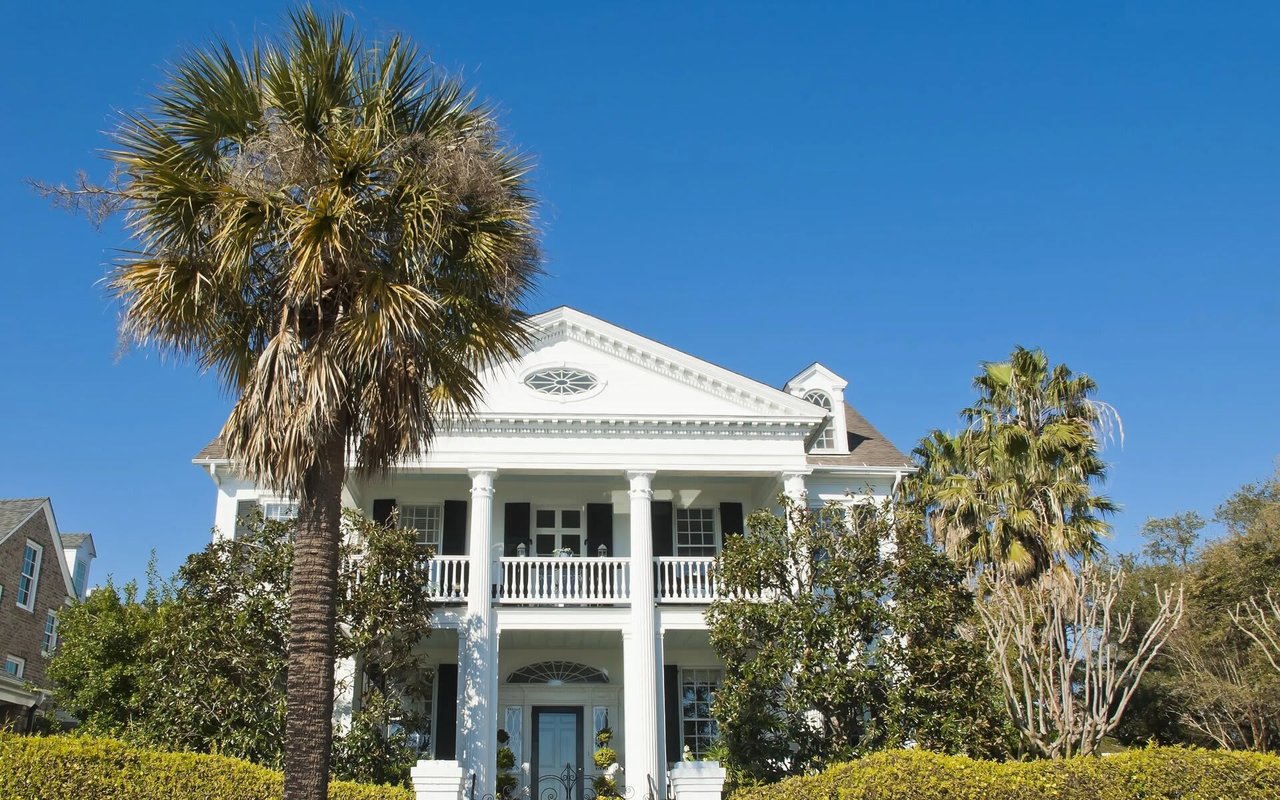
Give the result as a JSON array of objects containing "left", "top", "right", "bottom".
[{"left": 0, "top": 508, "right": 70, "bottom": 688}]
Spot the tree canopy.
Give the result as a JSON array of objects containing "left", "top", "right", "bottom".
[
  {"left": 908, "top": 346, "right": 1118, "bottom": 581},
  {"left": 49, "top": 511, "right": 435, "bottom": 786}
]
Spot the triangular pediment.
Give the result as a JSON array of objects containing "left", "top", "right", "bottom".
[{"left": 470, "top": 307, "right": 824, "bottom": 422}]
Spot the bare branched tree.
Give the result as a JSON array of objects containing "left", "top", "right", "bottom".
[
  {"left": 1232, "top": 590, "right": 1280, "bottom": 674},
  {"left": 976, "top": 564, "right": 1184, "bottom": 757},
  {"left": 1172, "top": 643, "right": 1277, "bottom": 750}
]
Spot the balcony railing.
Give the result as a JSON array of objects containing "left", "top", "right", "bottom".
[
  {"left": 424, "top": 555, "right": 470, "bottom": 603},
  {"left": 655, "top": 557, "right": 719, "bottom": 603},
  {"left": 415, "top": 555, "right": 733, "bottom": 607},
  {"left": 498, "top": 556, "right": 631, "bottom": 605}
]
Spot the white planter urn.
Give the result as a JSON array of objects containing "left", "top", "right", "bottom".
[
  {"left": 668, "top": 761, "right": 727, "bottom": 800},
  {"left": 411, "top": 759, "right": 466, "bottom": 800}
]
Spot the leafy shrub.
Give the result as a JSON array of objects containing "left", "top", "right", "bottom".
[
  {"left": 730, "top": 746, "right": 1280, "bottom": 800},
  {"left": 0, "top": 734, "right": 411, "bottom": 800}
]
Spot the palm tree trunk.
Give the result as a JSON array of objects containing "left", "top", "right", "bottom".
[{"left": 284, "top": 428, "right": 347, "bottom": 800}]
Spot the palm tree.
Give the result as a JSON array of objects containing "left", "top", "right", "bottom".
[
  {"left": 89, "top": 10, "right": 539, "bottom": 798},
  {"left": 908, "top": 347, "right": 1118, "bottom": 581}
]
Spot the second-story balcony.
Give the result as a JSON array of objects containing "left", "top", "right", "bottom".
[{"left": 421, "top": 555, "right": 725, "bottom": 607}]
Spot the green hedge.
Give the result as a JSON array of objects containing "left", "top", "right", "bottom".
[
  {"left": 0, "top": 734, "right": 413, "bottom": 800},
  {"left": 731, "top": 746, "right": 1280, "bottom": 800}
]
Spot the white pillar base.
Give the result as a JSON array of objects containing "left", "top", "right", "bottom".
[
  {"left": 668, "top": 761, "right": 727, "bottom": 800},
  {"left": 411, "top": 759, "right": 466, "bottom": 800}
]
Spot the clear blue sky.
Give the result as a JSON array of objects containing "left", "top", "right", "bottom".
[{"left": 2, "top": 1, "right": 1277, "bottom": 585}]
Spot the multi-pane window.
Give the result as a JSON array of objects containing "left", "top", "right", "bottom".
[
  {"left": 263, "top": 502, "right": 299, "bottom": 522},
  {"left": 17, "top": 542, "right": 41, "bottom": 610},
  {"left": 675, "top": 509, "right": 717, "bottom": 557},
  {"left": 42, "top": 611, "right": 58, "bottom": 654},
  {"left": 3, "top": 656, "right": 23, "bottom": 679},
  {"left": 680, "top": 669, "right": 721, "bottom": 759},
  {"left": 812, "top": 421, "right": 836, "bottom": 450},
  {"left": 401, "top": 505, "right": 443, "bottom": 548},
  {"left": 804, "top": 390, "right": 836, "bottom": 451},
  {"left": 534, "top": 508, "right": 583, "bottom": 556}
]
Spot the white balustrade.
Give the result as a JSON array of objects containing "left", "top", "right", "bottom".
[
  {"left": 498, "top": 557, "right": 631, "bottom": 605},
  {"left": 655, "top": 557, "right": 720, "bottom": 603},
  {"left": 424, "top": 555, "right": 470, "bottom": 602}
]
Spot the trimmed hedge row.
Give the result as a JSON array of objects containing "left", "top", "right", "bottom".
[
  {"left": 731, "top": 746, "right": 1280, "bottom": 800},
  {"left": 0, "top": 734, "right": 412, "bottom": 800}
]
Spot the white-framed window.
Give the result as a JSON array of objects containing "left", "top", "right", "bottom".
[
  {"left": 72, "top": 559, "right": 88, "bottom": 599},
  {"left": 533, "top": 507, "right": 584, "bottom": 556},
  {"left": 803, "top": 390, "right": 836, "bottom": 451},
  {"left": 675, "top": 508, "right": 717, "bottom": 557},
  {"left": 3, "top": 655, "right": 24, "bottom": 679},
  {"left": 17, "top": 540, "right": 41, "bottom": 611},
  {"left": 400, "top": 504, "right": 443, "bottom": 548},
  {"left": 263, "top": 502, "right": 299, "bottom": 522},
  {"left": 680, "top": 668, "right": 722, "bottom": 759},
  {"left": 42, "top": 611, "right": 58, "bottom": 655}
]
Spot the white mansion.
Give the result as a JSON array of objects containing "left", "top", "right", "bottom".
[{"left": 194, "top": 307, "right": 911, "bottom": 800}]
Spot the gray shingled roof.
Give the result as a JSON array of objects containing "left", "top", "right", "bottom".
[
  {"left": 807, "top": 403, "right": 913, "bottom": 469},
  {"left": 194, "top": 436, "right": 226, "bottom": 460},
  {"left": 0, "top": 498, "right": 47, "bottom": 538}
]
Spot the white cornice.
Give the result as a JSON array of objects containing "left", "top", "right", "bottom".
[{"left": 439, "top": 415, "right": 814, "bottom": 438}]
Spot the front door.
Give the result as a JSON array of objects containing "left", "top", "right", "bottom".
[{"left": 532, "top": 706, "right": 584, "bottom": 800}]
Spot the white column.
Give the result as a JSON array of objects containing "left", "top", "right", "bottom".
[
  {"left": 624, "top": 470, "right": 664, "bottom": 798},
  {"left": 460, "top": 468, "right": 498, "bottom": 798}
]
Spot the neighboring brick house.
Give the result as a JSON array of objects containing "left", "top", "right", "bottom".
[{"left": 0, "top": 498, "right": 95, "bottom": 731}]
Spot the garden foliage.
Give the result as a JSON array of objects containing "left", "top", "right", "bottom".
[
  {"left": 729, "top": 746, "right": 1280, "bottom": 800},
  {"left": 0, "top": 733, "right": 411, "bottom": 800}
]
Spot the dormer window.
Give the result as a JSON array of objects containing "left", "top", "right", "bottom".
[{"left": 804, "top": 390, "right": 837, "bottom": 451}]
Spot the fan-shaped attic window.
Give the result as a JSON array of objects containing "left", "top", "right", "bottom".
[
  {"left": 803, "top": 390, "right": 832, "bottom": 410},
  {"left": 507, "top": 661, "right": 610, "bottom": 685},
  {"left": 525, "top": 368, "right": 598, "bottom": 397}
]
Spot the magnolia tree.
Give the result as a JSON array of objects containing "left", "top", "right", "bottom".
[
  {"left": 706, "top": 499, "right": 1008, "bottom": 785},
  {"left": 976, "top": 565, "right": 1183, "bottom": 758}
]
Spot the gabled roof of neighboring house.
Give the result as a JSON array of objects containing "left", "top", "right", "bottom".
[
  {"left": 806, "top": 403, "right": 913, "bottom": 469},
  {"left": 0, "top": 497, "right": 82, "bottom": 599},
  {"left": 0, "top": 498, "right": 47, "bottom": 543}
]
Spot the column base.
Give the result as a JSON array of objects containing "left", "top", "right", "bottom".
[{"left": 411, "top": 759, "right": 466, "bottom": 800}]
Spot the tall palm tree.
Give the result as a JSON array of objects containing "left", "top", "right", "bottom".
[
  {"left": 98, "top": 10, "right": 539, "bottom": 798},
  {"left": 908, "top": 347, "right": 1118, "bottom": 581}
]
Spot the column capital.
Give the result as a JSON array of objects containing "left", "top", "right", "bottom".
[
  {"left": 780, "top": 470, "right": 811, "bottom": 501},
  {"left": 627, "top": 470, "right": 656, "bottom": 499},
  {"left": 468, "top": 468, "right": 498, "bottom": 497}
]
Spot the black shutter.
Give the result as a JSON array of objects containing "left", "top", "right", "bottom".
[
  {"left": 234, "top": 500, "right": 258, "bottom": 539},
  {"left": 434, "top": 664, "right": 459, "bottom": 759},
  {"left": 504, "top": 502, "right": 531, "bottom": 556},
  {"left": 586, "top": 503, "right": 614, "bottom": 556},
  {"left": 664, "top": 664, "right": 681, "bottom": 764},
  {"left": 372, "top": 498, "right": 397, "bottom": 527},
  {"left": 720, "top": 502, "right": 745, "bottom": 539},
  {"left": 651, "top": 501, "right": 674, "bottom": 558},
  {"left": 442, "top": 500, "right": 468, "bottom": 555}
]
